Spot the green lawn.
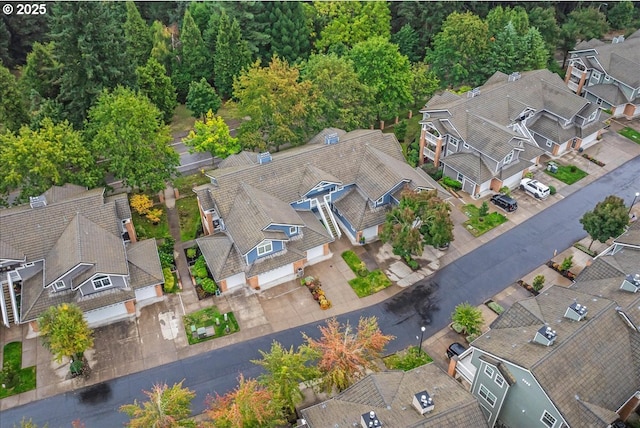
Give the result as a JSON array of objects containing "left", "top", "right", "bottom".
[
  {"left": 183, "top": 307, "right": 239, "bottom": 345},
  {"left": 383, "top": 346, "right": 433, "bottom": 371},
  {"left": 341, "top": 250, "right": 367, "bottom": 275},
  {"left": 349, "top": 270, "right": 392, "bottom": 297},
  {"left": 170, "top": 104, "right": 196, "bottom": 134},
  {"left": 176, "top": 195, "right": 201, "bottom": 242},
  {"left": 544, "top": 163, "right": 588, "bottom": 185},
  {"left": 132, "top": 208, "right": 170, "bottom": 240},
  {"left": 0, "top": 342, "right": 36, "bottom": 399},
  {"left": 217, "top": 100, "right": 242, "bottom": 122},
  {"left": 172, "top": 173, "right": 210, "bottom": 197},
  {"left": 619, "top": 127, "right": 640, "bottom": 144},
  {"left": 462, "top": 204, "right": 508, "bottom": 237}
]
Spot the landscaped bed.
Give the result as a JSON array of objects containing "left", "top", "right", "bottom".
[
  {"left": 342, "top": 251, "right": 392, "bottom": 297},
  {"left": 132, "top": 209, "right": 170, "bottom": 240},
  {"left": 176, "top": 195, "right": 201, "bottom": 241},
  {"left": 183, "top": 307, "right": 239, "bottom": 345},
  {"left": 462, "top": 204, "right": 507, "bottom": 237},
  {"left": 172, "top": 173, "right": 210, "bottom": 198},
  {"left": 383, "top": 346, "right": 432, "bottom": 371},
  {"left": 619, "top": 127, "right": 640, "bottom": 144},
  {"left": 544, "top": 163, "right": 588, "bottom": 185},
  {"left": 0, "top": 342, "right": 36, "bottom": 399}
]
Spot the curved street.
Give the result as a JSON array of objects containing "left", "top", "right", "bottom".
[{"left": 4, "top": 151, "right": 640, "bottom": 427}]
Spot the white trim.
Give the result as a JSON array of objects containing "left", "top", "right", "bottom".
[
  {"left": 289, "top": 226, "right": 297, "bottom": 235},
  {"left": 92, "top": 276, "right": 112, "bottom": 290},
  {"left": 504, "top": 151, "right": 513, "bottom": 164},
  {"left": 53, "top": 280, "right": 66, "bottom": 291},
  {"left": 449, "top": 136, "right": 459, "bottom": 148},
  {"left": 479, "top": 384, "right": 497, "bottom": 407},
  {"left": 541, "top": 410, "right": 557, "bottom": 427},
  {"left": 484, "top": 365, "right": 494, "bottom": 378},
  {"left": 495, "top": 374, "right": 504, "bottom": 387},
  {"left": 257, "top": 241, "right": 273, "bottom": 256}
]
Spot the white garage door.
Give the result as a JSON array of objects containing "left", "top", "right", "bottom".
[
  {"left": 258, "top": 264, "right": 294, "bottom": 287},
  {"left": 306, "top": 245, "right": 325, "bottom": 261},
  {"left": 226, "top": 272, "right": 246, "bottom": 289},
  {"left": 136, "top": 285, "right": 159, "bottom": 302},
  {"left": 84, "top": 302, "right": 129, "bottom": 327},
  {"left": 503, "top": 171, "right": 523, "bottom": 190}
]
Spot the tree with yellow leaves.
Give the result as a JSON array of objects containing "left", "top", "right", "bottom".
[
  {"left": 119, "top": 381, "right": 196, "bottom": 428},
  {"left": 38, "top": 303, "right": 93, "bottom": 366}
]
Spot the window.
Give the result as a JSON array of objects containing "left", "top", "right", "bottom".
[
  {"left": 257, "top": 241, "right": 273, "bottom": 256},
  {"left": 289, "top": 226, "right": 297, "bottom": 235},
  {"left": 479, "top": 385, "right": 497, "bottom": 407},
  {"left": 495, "top": 374, "right": 504, "bottom": 387},
  {"left": 591, "top": 70, "right": 601, "bottom": 80},
  {"left": 541, "top": 411, "right": 557, "bottom": 427},
  {"left": 463, "top": 142, "right": 470, "bottom": 149},
  {"left": 449, "top": 137, "right": 459, "bottom": 148},
  {"left": 53, "top": 280, "right": 65, "bottom": 291},
  {"left": 457, "top": 172, "right": 464, "bottom": 182},
  {"left": 92, "top": 276, "right": 112, "bottom": 289},
  {"left": 546, "top": 140, "right": 553, "bottom": 148},
  {"left": 588, "top": 111, "right": 597, "bottom": 122},
  {"left": 504, "top": 151, "right": 513, "bottom": 163},
  {"left": 484, "top": 366, "right": 495, "bottom": 378}
]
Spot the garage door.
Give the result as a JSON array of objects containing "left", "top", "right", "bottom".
[
  {"left": 257, "top": 264, "right": 294, "bottom": 287},
  {"left": 136, "top": 285, "right": 159, "bottom": 302},
  {"left": 502, "top": 171, "right": 523, "bottom": 190},
  {"left": 84, "top": 302, "right": 129, "bottom": 327},
  {"left": 307, "top": 245, "right": 324, "bottom": 261},
  {"left": 226, "top": 272, "right": 246, "bottom": 289}
]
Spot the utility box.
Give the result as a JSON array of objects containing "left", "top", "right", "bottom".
[{"left": 547, "top": 163, "right": 558, "bottom": 173}]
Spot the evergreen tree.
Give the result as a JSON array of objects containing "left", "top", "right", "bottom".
[
  {"left": 187, "top": 1, "right": 217, "bottom": 33},
  {"left": 124, "top": 1, "right": 152, "bottom": 69},
  {"left": 173, "top": 9, "right": 210, "bottom": 101},
  {"left": 0, "top": 19, "right": 9, "bottom": 66},
  {"left": 19, "top": 42, "right": 60, "bottom": 101},
  {"left": 0, "top": 62, "right": 28, "bottom": 133},
  {"left": 486, "top": 23, "right": 519, "bottom": 75},
  {"left": 220, "top": 2, "right": 270, "bottom": 58},
  {"left": 49, "top": 2, "right": 135, "bottom": 127},
  {"left": 150, "top": 20, "right": 174, "bottom": 73},
  {"left": 391, "top": 24, "right": 421, "bottom": 64},
  {"left": 2, "top": 9, "right": 48, "bottom": 67},
  {"left": 203, "top": 13, "right": 222, "bottom": 56},
  {"left": 527, "top": 6, "right": 560, "bottom": 57},
  {"left": 262, "top": 2, "right": 311, "bottom": 63},
  {"left": 186, "top": 78, "right": 221, "bottom": 119},
  {"left": 136, "top": 57, "right": 177, "bottom": 123},
  {"left": 518, "top": 27, "right": 548, "bottom": 71},
  {"left": 607, "top": 1, "right": 635, "bottom": 30},
  {"left": 214, "top": 12, "right": 252, "bottom": 99},
  {"left": 486, "top": 5, "right": 529, "bottom": 37}
]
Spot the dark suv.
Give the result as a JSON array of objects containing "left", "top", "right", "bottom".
[
  {"left": 490, "top": 194, "right": 518, "bottom": 212},
  {"left": 446, "top": 342, "right": 467, "bottom": 359}
]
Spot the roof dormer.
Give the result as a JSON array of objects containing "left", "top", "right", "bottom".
[
  {"left": 534, "top": 326, "right": 557, "bottom": 346},
  {"left": 361, "top": 411, "right": 382, "bottom": 428},
  {"left": 620, "top": 274, "right": 640, "bottom": 293},
  {"left": 564, "top": 302, "right": 588, "bottom": 321},
  {"left": 413, "top": 390, "right": 435, "bottom": 415}
]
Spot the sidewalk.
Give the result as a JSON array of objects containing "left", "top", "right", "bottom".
[{"left": 2, "top": 122, "right": 640, "bottom": 411}]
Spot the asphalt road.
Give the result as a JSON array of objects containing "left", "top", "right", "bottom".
[{"left": 4, "top": 157, "right": 640, "bottom": 428}]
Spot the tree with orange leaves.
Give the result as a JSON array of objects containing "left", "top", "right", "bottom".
[
  {"left": 206, "top": 374, "right": 285, "bottom": 428},
  {"left": 302, "top": 316, "right": 394, "bottom": 392}
]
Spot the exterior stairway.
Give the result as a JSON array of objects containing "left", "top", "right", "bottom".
[
  {"left": 2, "top": 282, "right": 15, "bottom": 325},
  {"left": 319, "top": 202, "right": 341, "bottom": 239}
]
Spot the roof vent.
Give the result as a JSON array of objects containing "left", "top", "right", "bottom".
[
  {"left": 620, "top": 274, "right": 640, "bottom": 293},
  {"left": 324, "top": 133, "right": 339, "bottom": 145},
  {"left": 533, "top": 326, "right": 557, "bottom": 346},
  {"left": 564, "top": 302, "right": 588, "bottom": 321},
  {"left": 413, "top": 391, "right": 434, "bottom": 415},
  {"left": 612, "top": 35, "right": 625, "bottom": 44},
  {"left": 361, "top": 411, "right": 382, "bottom": 428},
  {"left": 467, "top": 87, "right": 481, "bottom": 98},
  {"left": 508, "top": 72, "right": 521, "bottom": 82},
  {"left": 257, "top": 152, "right": 272, "bottom": 164},
  {"left": 29, "top": 195, "right": 47, "bottom": 208}
]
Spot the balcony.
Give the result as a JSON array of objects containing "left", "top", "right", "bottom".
[
  {"left": 567, "top": 81, "right": 579, "bottom": 92},
  {"left": 423, "top": 148, "right": 437, "bottom": 160},
  {"left": 425, "top": 132, "right": 439, "bottom": 145},
  {"left": 455, "top": 353, "right": 477, "bottom": 388},
  {"left": 571, "top": 67, "right": 586, "bottom": 78}
]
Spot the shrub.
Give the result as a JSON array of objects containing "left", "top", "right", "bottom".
[
  {"left": 342, "top": 251, "right": 367, "bottom": 275},
  {"left": 561, "top": 255, "right": 574, "bottom": 271},
  {"left": 486, "top": 301, "right": 504, "bottom": 315},
  {"left": 198, "top": 277, "right": 217, "bottom": 294},
  {"left": 146, "top": 208, "right": 163, "bottom": 224},
  {"left": 570, "top": 165, "right": 577, "bottom": 173},
  {"left": 159, "top": 237, "right": 175, "bottom": 254},
  {"left": 451, "top": 303, "right": 484, "bottom": 336},
  {"left": 499, "top": 186, "right": 511, "bottom": 196},
  {"left": 158, "top": 251, "right": 174, "bottom": 269},
  {"left": 549, "top": 185, "right": 556, "bottom": 195},
  {"left": 478, "top": 201, "right": 489, "bottom": 218},
  {"left": 524, "top": 171, "right": 534, "bottom": 179},
  {"left": 130, "top": 194, "right": 153, "bottom": 215},
  {"left": 163, "top": 267, "right": 176, "bottom": 293},
  {"left": 192, "top": 256, "right": 209, "bottom": 279},
  {"left": 442, "top": 176, "right": 462, "bottom": 190},
  {"left": 405, "top": 257, "right": 419, "bottom": 270},
  {"left": 394, "top": 119, "right": 407, "bottom": 142},
  {"left": 384, "top": 346, "right": 432, "bottom": 371},
  {"left": 532, "top": 274, "right": 545, "bottom": 291},
  {"left": 186, "top": 247, "right": 197, "bottom": 259}
]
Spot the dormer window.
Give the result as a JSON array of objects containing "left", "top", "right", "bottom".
[
  {"left": 53, "top": 280, "right": 65, "bottom": 291},
  {"left": 257, "top": 242, "right": 273, "bottom": 256},
  {"left": 289, "top": 226, "right": 297, "bottom": 235},
  {"left": 449, "top": 136, "right": 459, "bottom": 148},
  {"left": 591, "top": 70, "right": 601, "bottom": 80},
  {"left": 504, "top": 151, "right": 513, "bottom": 164},
  {"left": 92, "top": 276, "right": 112, "bottom": 290},
  {"left": 588, "top": 110, "right": 597, "bottom": 122}
]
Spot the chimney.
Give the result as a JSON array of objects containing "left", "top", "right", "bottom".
[
  {"left": 620, "top": 274, "right": 640, "bottom": 293},
  {"left": 533, "top": 326, "right": 557, "bottom": 346},
  {"left": 564, "top": 302, "right": 587, "bottom": 321},
  {"left": 413, "top": 391, "right": 435, "bottom": 415},
  {"left": 361, "top": 411, "right": 382, "bottom": 428}
]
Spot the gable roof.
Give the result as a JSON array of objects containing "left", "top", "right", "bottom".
[
  {"left": 126, "top": 239, "right": 164, "bottom": 289},
  {"left": 301, "top": 364, "right": 489, "bottom": 428},
  {"left": 473, "top": 285, "right": 640, "bottom": 427},
  {"left": 570, "top": 36, "right": 640, "bottom": 87}
]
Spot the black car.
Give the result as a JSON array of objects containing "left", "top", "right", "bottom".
[
  {"left": 446, "top": 342, "right": 467, "bottom": 359},
  {"left": 490, "top": 194, "right": 518, "bottom": 212}
]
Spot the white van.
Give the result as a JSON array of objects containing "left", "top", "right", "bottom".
[{"left": 520, "top": 178, "right": 550, "bottom": 199}]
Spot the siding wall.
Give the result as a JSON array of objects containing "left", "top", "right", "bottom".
[
  {"left": 78, "top": 275, "right": 128, "bottom": 296},
  {"left": 246, "top": 240, "right": 285, "bottom": 264}
]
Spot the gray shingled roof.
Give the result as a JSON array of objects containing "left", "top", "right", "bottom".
[
  {"left": 301, "top": 364, "right": 489, "bottom": 428},
  {"left": 474, "top": 285, "right": 640, "bottom": 427},
  {"left": 570, "top": 36, "right": 640, "bottom": 88},
  {"left": 584, "top": 83, "right": 633, "bottom": 105},
  {"left": 0, "top": 240, "right": 24, "bottom": 261},
  {"left": 334, "top": 188, "right": 390, "bottom": 231},
  {"left": 196, "top": 233, "right": 246, "bottom": 281},
  {"left": 441, "top": 152, "right": 493, "bottom": 184},
  {"left": 298, "top": 164, "right": 342, "bottom": 198},
  {"left": 126, "top": 239, "right": 164, "bottom": 289}
]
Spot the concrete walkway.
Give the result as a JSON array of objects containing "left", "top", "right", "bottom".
[{"left": 2, "top": 120, "right": 640, "bottom": 411}]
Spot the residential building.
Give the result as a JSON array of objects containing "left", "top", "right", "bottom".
[
  {"left": 299, "top": 363, "right": 489, "bottom": 428},
  {"left": 565, "top": 29, "right": 640, "bottom": 119},
  {"left": 420, "top": 69, "right": 608, "bottom": 198},
  {"left": 452, "top": 222, "right": 640, "bottom": 427},
  {"left": 194, "top": 129, "right": 447, "bottom": 292},
  {"left": 0, "top": 184, "right": 165, "bottom": 329}
]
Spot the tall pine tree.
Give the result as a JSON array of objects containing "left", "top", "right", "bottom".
[
  {"left": 262, "top": 2, "right": 311, "bottom": 63},
  {"left": 214, "top": 12, "right": 251, "bottom": 99},
  {"left": 49, "top": 2, "right": 135, "bottom": 127},
  {"left": 136, "top": 57, "right": 177, "bottom": 124},
  {"left": 124, "top": 2, "right": 152, "bottom": 69},
  {"left": 173, "top": 9, "right": 210, "bottom": 101}
]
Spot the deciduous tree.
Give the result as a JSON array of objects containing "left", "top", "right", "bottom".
[
  {"left": 183, "top": 111, "right": 240, "bottom": 158},
  {"left": 234, "top": 56, "right": 317, "bottom": 151},
  {"left": 302, "top": 317, "right": 394, "bottom": 392},
  {"left": 124, "top": 1, "right": 152, "bottom": 69},
  {"left": 409, "top": 62, "right": 440, "bottom": 108},
  {"left": 607, "top": 1, "right": 635, "bottom": 30},
  {"left": 186, "top": 78, "right": 221, "bottom": 119},
  {"left": 348, "top": 36, "right": 412, "bottom": 120},
  {"left": 85, "top": 87, "right": 179, "bottom": 192},
  {"left": 38, "top": 304, "right": 93, "bottom": 364},
  {"left": 391, "top": 24, "right": 421, "bottom": 63},
  {"left": 119, "top": 381, "right": 196, "bottom": 428},
  {"left": 486, "top": 5, "right": 529, "bottom": 36},
  {"left": 527, "top": 6, "right": 560, "bottom": 57},
  {"left": 136, "top": 57, "right": 177, "bottom": 124},
  {"left": 251, "top": 341, "right": 320, "bottom": 417},
  {"left": 580, "top": 195, "right": 628, "bottom": 250},
  {"left": 206, "top": 374, "right": 285, "bottom": 428},
  {"left": 568, "top": 8, "right": 610, "bottom": 42},
  {"left": 0, "top": 118, "right": 98, "bottom": 202}
]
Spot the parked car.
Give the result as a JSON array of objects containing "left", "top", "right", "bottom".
[
  {"left": 446, "top": 342, "right": 467, "bottom": 359},
  {"left": 520, "top": 178, "right": 550, "bottom": 199},
  {"left": 490, "top": 194, "right": 518, "bottom": 212}
]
